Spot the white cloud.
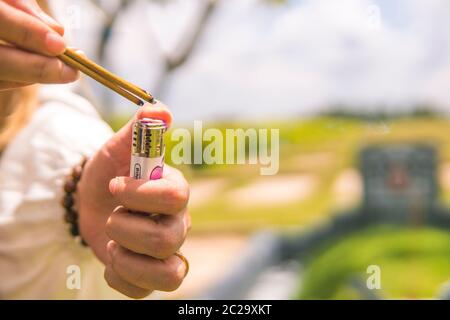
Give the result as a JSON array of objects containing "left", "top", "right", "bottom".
[{"left": 165, "top": 0, "right": 450, "bottom": 121}]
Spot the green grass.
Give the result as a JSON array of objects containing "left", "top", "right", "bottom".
[
  {"left": 298, "top": 226, "right": 450, "bottom": 299},
  {"left": 107, "top": 115, "right": 450, "bottom": 234}
]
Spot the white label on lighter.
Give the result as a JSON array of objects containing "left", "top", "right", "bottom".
[{"left": 130, "top": 155, "right": 164, "bottom": 180}]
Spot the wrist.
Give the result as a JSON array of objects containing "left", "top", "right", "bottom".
[
  {"left": 62, "top": 156, "right": 88, "bottom": 246},
  {"left": 77, "top": 153, "right": 118, "bottom": 264}
]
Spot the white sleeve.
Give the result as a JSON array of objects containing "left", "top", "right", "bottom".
[{"left": 0, "top": 94, "right": 115, "bottom": 299}]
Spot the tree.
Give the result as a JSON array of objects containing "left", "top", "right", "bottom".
[{"left": 88, "top": 0, "right": 218, "bottom": 100}]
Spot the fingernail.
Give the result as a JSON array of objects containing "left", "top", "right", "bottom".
[
  {"left": 61, "top": 64, "right": 79, "bottom": 82},
  {"left": 107, "top": 241, "right": 118, "bottom": 260},
  {"left": 175, "top": 253, "right": 189, "bottom": 278},
  {"left": 109, "top": 177, "right": 119, "bottom": 194},
  {"left": 178, "top": 263, "right": 187, "bottom": 279},
  {"left": 45, "top": 32, "right": 66, "bottom": 55}
]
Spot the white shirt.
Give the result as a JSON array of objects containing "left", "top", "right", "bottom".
[{"left": 0, "top": 86, "right": 124, "bottom": 299}]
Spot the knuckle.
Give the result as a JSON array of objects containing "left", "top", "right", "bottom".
[
  {"left": 104, "top": 267, "right": 151, "bottom": 299},
  {"left": 32, "top": 57, "right": 52, "bottom": 82},
  {"left": 149, "top": 227, "right": 179, "bottom": 259},
  {"left": 19, "top": 24, "right": 32, "bottom": 46},
  {"left": 104, "top": 266, "right": 116, "bottom": 288},
  {"left": 163, "top": 184, "right": 189, "bottom": 213},
  {"left": 104, "top": 275, "right": 115, "bottom": 290}
]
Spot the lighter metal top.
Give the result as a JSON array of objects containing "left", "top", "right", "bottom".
[{"left": 132, "top": 118, "right": 166, "bottom": 158}]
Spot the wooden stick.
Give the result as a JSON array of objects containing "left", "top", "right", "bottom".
[
  {"left": 59, "top": 53, "right": 144, "bottom": 106},
  {"left": 63, "top": 48, "right": 154, "bottom": 103}
]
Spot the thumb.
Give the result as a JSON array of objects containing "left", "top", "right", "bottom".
[
  {"left": 135, "top": 101, "right": 173, "bottom": 129},
  {"left": 107, "top": 101, "right": 173, "bottom": 159},
  {"left": 5, "top": 0, "right": 65, "bottom": 35}
]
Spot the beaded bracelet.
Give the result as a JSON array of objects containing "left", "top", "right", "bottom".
[{"left": 62, "top": 156, "right": 88, "bottom": 247}]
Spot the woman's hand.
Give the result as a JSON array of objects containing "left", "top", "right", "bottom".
[
  {"left": 78, "top": 102, "right": 191, "bottom": 299},
  {"left": 0, "top": 0, "right": 79, "bottom": 90}
]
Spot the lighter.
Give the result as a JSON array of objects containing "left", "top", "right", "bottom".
[
  {"left": 129, "top": 117, "right": 189, "bottom": 275},
  {"left": 130, "top": 118, "right": 166, "bottom": 180}
]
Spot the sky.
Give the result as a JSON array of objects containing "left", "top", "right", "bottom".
[{"left": 51, "top": 0, "right": 450, "bottom": 122}]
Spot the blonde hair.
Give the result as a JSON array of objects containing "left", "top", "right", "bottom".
[{"left": 0, "top": 87, "right": 39, "bottom": 153}]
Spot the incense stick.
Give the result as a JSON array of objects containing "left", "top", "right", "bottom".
[
  {"left": 64, "top": 48, "right": 154, "bottom": 103},
  {"left": 59, "top": 53, "right": 144, "bottom": 106}
]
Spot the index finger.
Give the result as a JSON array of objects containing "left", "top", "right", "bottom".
[
  {"left": 109, "top": 166, "right": 190, "bottom": 215},
  {"left": 0, "top": 1, "right": 65, "bottom": 56}
]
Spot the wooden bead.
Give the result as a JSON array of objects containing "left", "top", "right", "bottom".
[
  {"left": 63, "top": 156, "right": 89, "bottom": 247},
  {"left": 64, "top": 180, "right": 77, "bottom": 193},
  {"left": 64, "top": 209, "right": 77, "bottom": 224},
  {"left": 62, "top": 193, "right": 74, "bottom": 208},
  {"left": 70, "top": 223, "right": 80, "bottom": 237},
  {"left": 72, "top": 165, "right": 83, "bottom": 180}
]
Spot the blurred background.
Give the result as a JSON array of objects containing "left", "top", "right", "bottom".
[{"left": 50, "top": 0, "right": 450, "bottom": 299}]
